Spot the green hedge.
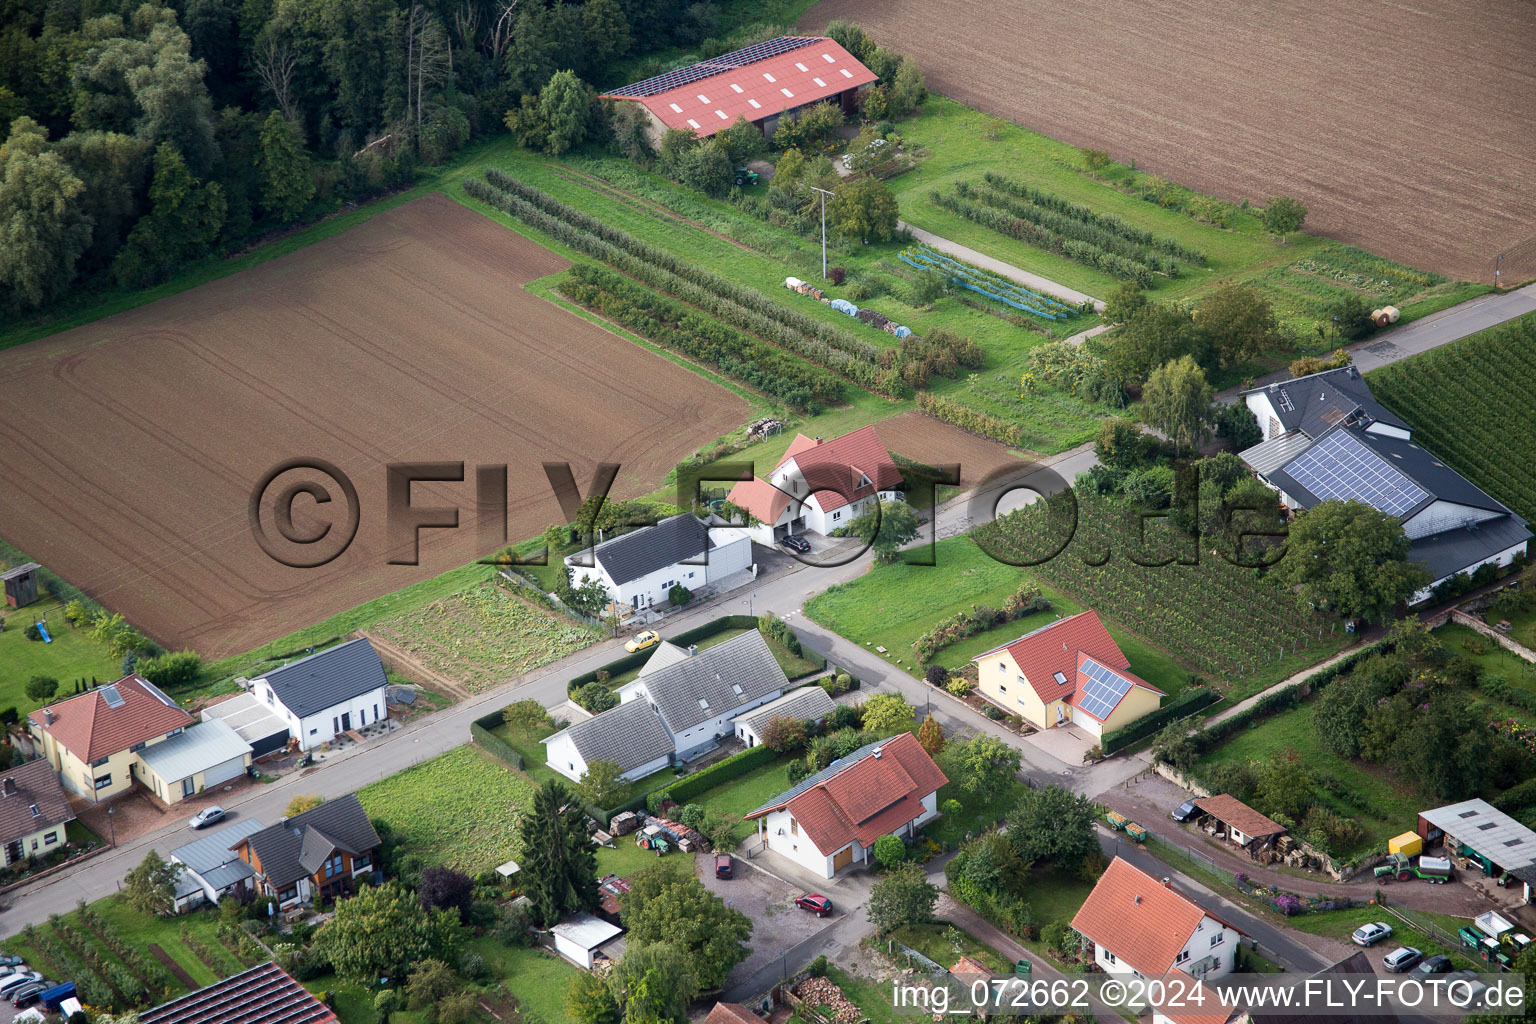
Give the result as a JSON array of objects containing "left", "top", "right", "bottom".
[
  {"left": 470, "top": 721, "right": 523, "bottom": 770},
  {"left": 1187, "top": 639, "right": 1392, "bottom": 759},
  {"left": 567, "top": 615, "right": 760, "bottom": 695},
  {"left": 1101, "top": 686, "right": 1224, "bottom": 754},
  {"left": 657, "top": 745, "right": 781, "bottom": 806}
]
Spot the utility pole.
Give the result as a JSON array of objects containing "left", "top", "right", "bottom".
[
  {"left": 808, "top": 185, "right": 834, "bottom": 280},
  {"left": 1496, "top": 253, "right": 1505, "bottom": 290}
]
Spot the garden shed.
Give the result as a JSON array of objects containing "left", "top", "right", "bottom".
[
  {"left": 551, "top": 912, "right": 624, "bottom": 969},
  {"left": 1194, "top": 794, "right": 1287, "bottom": 851},
  {"left": 1, "top": 563, "right": 39, "bottom": 609}
]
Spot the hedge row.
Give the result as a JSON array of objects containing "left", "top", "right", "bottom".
[
  {"left": 470, "top": 721, "right": 524, "bottom": 769},
  {"left": 1185, "top": 639, "right": 1392, "bottom": 759},
  {"left": 467, "top": 172, "right": 906, "bottom": 397},
  {"left": 931, "top": 191, "right": 1156, "bottom": 288},
  {"left": 566, "top": 615, "right": 761, "bottom": 695},
  {"left": 962, "top": 181, "right": 1182, "bottom": 275},
  {"left": 915, "top": 389, "right": 1025, "bottom": 448},
  {"left": 655, "top": 744, "right": 780, "bottom": 805},
  {"left": 1100, "top": 685, "right": 1224, "bottom": 754},
  {"left": 560, "top": 264, "right": 845, "bottom": 409},
  {"left": 981, "top": 172, "right": 1206, "bottom": 264}
]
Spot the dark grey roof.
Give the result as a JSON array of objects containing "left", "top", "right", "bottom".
[
  {"left": 298, "top": 826, "right": 358, "bottom": 875},
  {"left": 241, "top": 793, "right": 379, "bottom": 888},
  {"left": 1410, "top": 514, "right": 1532, "bottom": 582},
  {"left": 747, "top": 736, "right": 886, "bottom": 817},
  {"left": 257, "top": 638, "right": 387, "bottom": 720},
  {"left": 731, "top": 685, "right": 836, "bottom": 734},
  {"left": 0, "top": 562, "right": 38, "bottom": 582},
  {"left": 589, "top": 514, "right": 709, "bottom": 586},
  {"left": 553, "top": 698, "right": 674, "bottom": 773},
  {"left": 638, "top": 630, "right": 789, "bottom": 734},
  {"left": 1244, "top": 366, "right": 1409, "bottom": 439}
]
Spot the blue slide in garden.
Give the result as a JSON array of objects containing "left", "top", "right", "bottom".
[{"left": 36, "top": 623, "right": 51, "bottom": 643}]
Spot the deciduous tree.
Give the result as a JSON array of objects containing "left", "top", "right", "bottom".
[
  {"left": 285, "top": 793, "right": 323, "bottom": 816},
  {"left": 0, "top": 119, "right": 92, "bottom": 314},
  {"left": 567, "top": 971, "right": 621, "bottom": 1024},
  {"left": 257, "top": 110, "right": 312, "bottom": 222},
  {"left": 620, "top": 866, "right": 751, "bottom": 989},
  {"left": 606, "top": 942, "right": 698, "bottom": 1024},
  {"left": 860, "top": 693, "right": 916, "bottom": 736},
  {"left": 1269, "top": 499, "right": 1429, "bottom": 623},
  {"left": 760, "top": 715, "right": 807, "bottom": 753},
  {"left": 941, "top": 734, "right": 1020, "bottom": 796},
  {"left": 517, "top": 778, "right": 600, "bottom": 926},
  {"left": 831, "top": 173, "right": 898, "bottom": 243},
  {"left": 872, "top": 833, "right": 907, "bottom": 867},
  {"left": 916, "top": 713, "right": 946, "bottom": 756},
  {"left": 1196, "top": 283, "right": 1281, "bottom": 367},
  {"left": 314, "top": 880, "right": 462, "bottom": 982},
  {"left": 25, "top": 676, "right": 58, "bottom": 703},
  {"left": 1141, "top": 355, "right": 1213, "bottom": 453},
  {"left": 418, "top": 866, "right": 474, "bottom": 922},
  {"left": 539, "top": 69, "right": 592, "bottom": 156},
  {"left": 501, "top": 699, "right": 550, "bottom": 736},
  {"left": 576, "top": 758, "right": 627, "bottom": 810},
  {"left": 111, "top": 141, "right": 226, "bottom": 288},
  {"left": 867, "top": 861, "right": 938, "bottom": 933},
  {"left": 123, "top": 849, "right": 179, "bottom": 915},
  {"left": 846, "top": 500, "right": 921, "bottom": 564},
  {"left": 1260, "top": 195, "right": 1307, "bottom": 240},
  {"left": 1006, "top": 784, "right": 1097, "bottom": 873}
]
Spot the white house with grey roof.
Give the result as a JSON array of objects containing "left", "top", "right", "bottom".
[
  {"left": 545, "top": 630, "right": 791, "bottom": 783},
  {"left": 1240, "top": 366, "right": 1530, "bottom": 603},
  {"left": 169, "top": 817, "right": 266, "bottom": 910},
  {"left": 564, "top": 514, "right": 751, "bottom": 613},
  {"left": 249, "top": 638, "right": 389, "bottom": 751},
  {"left": 544, "top": 698, "right": 675, "bottom": 784},
  {"left": 618, "top": 630, "right": 790, "bottom": 760},
  {"left": 731, "top": 685, "right": 836, "bottom": 747}
]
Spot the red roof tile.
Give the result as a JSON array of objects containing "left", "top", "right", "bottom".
[
  {"left": 1071, "top": 858, "right": 1243, "bottom": 975},
  {"left": 727, "top": 476, "right": 796, "bottom": 526},
  {"left": 746, "top": 732, "right": 946, "bottom": 854},
  {"left": 139, "top": 962, "right": 336, "bottom": 1024},
  {"left": 974, "top": 610, "right": 1128, "bottom": 706},
  {"left": 1195, "top": 794, "right": 1287, "bottom": 838},
  {"left": 1158, "top": 972, "right": 1239, "bottom": 1024},
  {"left": 705, "top": 1004, "right": 762, "bottom": 1024},
  {"left": 778, "top": 425, "right": 902, "bottom": 513},
  {"left": 29, "top": 675, "right": 194, "bottom": 762},
  {"left": 602, "top": 38, "right": 876, "bottom": 138}
]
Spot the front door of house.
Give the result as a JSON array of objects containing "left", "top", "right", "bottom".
[
  {"left": 4, "top": 840, "right": 20, "bottom": 865},
  {"left": 341, "top": 712, "right": 351, "bottom": 732},
  {"left": 182, "top": 777, "right": 196, "bottom": 797}
]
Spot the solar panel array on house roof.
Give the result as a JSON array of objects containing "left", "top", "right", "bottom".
[
  {"left": 609, "top": 36, "right": 820, "bottom": 97},
  {"left": 1075, "top": 656, "right": 1135, "bottom": 720},
  {"left": 1282, "top": 429, "right": 1429, "bottom": 517}
]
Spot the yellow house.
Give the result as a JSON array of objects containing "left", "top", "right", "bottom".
[
  {"left": 971, "top": 609, "right": 1164, "bottom": 739},
  {"left": 0, "top": 759, "right": 75, "bottom": 869},
  {"left": 28, "top": 675, "right": 249, "bottom": 805}
]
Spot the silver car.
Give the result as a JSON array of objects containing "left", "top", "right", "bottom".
[{"left": 1351, "top": 921, "right": 1392, "bottom": 947}]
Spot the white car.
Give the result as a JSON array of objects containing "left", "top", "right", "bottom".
[
  {"left": 1352, "top": 921, "right": 1393, "bottom": 946},
  {"left": 189, "top": 805, "right": 226, "bottom": 829},
  {"left": 0, "top": 972, "right": 41, "bottom": 998}
]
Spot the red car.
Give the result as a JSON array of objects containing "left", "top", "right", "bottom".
[
  {"left": 715, "top": 854, "right": 733, "bottom": 878},
  {"left": 796, "top": 893, "right": 833, "bottom": 917}
]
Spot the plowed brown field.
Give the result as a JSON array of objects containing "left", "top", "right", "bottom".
[
  {"left": 0, "top": 194, "right": 748, "bottom": 657},
  {"left": 801, "top": 0, "right": 1536, "bottom": 282}
]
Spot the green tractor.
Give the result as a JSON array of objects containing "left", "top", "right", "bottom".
[
  {"left": 1373, "top": 852, "right": 1452, "bottom": 883},
  {"left": 734, "top": 167, "right": 759, "bottom": 186}
]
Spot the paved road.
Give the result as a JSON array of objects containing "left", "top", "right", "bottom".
[{"left": 1222, "top": 281, "right": 1536, "bottom": 401}]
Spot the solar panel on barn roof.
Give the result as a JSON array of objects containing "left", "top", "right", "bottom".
[
  {"left": 1283, "top": 430, "right": 1428, "bottom": 517},
  {"left": 608, "top": 36, "right": 819, "bottom": 98}
]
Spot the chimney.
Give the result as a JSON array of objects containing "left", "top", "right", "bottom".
[
  {"left": 43, "top": 709, "right": 54, "bottom": 726},
  {"left": 814, "top": 437, "right": 822, "bottom": 444},
  {"left": 872, "top": 746, "right": 882, "bottom": 759},
  {"left": 1133, "top": 895, "right": 1141, "bottom": 905},
  {"left": 1, "top": 778, "right": 14, "bottom": 797},
  {"left": 1162, "top": 877, "right": 1172, "bottom": 887},
  {"left": 688, "top": 645, "right": 698, "bottom": 657}
]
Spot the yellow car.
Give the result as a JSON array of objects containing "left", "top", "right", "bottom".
[{"left": 624, "top": 630, "right": 661, "bottom": 653}]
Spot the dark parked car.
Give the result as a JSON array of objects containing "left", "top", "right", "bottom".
[
  {"left": 1416, "top": 954, "right": 1453, "bottom": 975},
  {"left": 796, "top": 893, "right": 832, "bottom": 917},
  {"left": 10, "top": 981, "right": 49, "bottom": 1007},
  {"left": 0, "top": 956, "right": 22, "bottom": 968},
  {"left": 715, "top": 854, "right": 733, "bottom": 878},
  {"left": 780, "top": 535, "right": 812, "bottom": 554},
  {"left": 1171, "top": 800, "right": 1199, "bottom": 822}
]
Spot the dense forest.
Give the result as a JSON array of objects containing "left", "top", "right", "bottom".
[{"left": 0, "top": 0, "right": 747, "bottom": 316}]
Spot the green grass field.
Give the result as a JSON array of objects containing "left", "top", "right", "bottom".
[
  {"left": 924, "top": 779, "right": 1029, "bottom": 847},
  {"left": 358, "top": 746, "right": 534, "bottom": 874},
  {"left": 1290, "top": 905, "right": 1476, "bottom": 972},
  {"left": 889, "top": 98, "right": 1486, "bottom": 340},
  {"left": 1193, "top": 699, "right": 1419, "bottom": 861},
  {"left": 1438, "top": 622, "right": 1536, "bottom": 727},
  {"left": 0, "top": 595, "right": 120, "bottom": 711},
  {"left": 889, "top": 920, "right": 1010, "bottom": 973},
  {"left": 465, "top": 939, "right": 582, "bottom": 1024},
  {"left": 804, "top": 536, "right": 1193, "bottom": 697}
]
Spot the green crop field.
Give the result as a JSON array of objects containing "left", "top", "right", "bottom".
[
  {"left": 1368, "top": 313, "right": 1536, "bottom": 523},
  {"left": 358, "top": 746, "right": 534, "bottom": 874}
]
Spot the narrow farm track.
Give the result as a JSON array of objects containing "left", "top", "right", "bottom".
[
  {"left": 548, "top": 164, "right": 759, "bottom": 253},
  {"left": 799, "top": 0, "right": 1536, "bottom": 282}
]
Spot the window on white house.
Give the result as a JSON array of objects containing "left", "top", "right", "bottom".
[
  {"left": 997, "top": 663, "right": 1005, "bottom": 672},
  {"left": 999, "top": 684, "right": 1006, "bottom": 693},
  {"left": 1175, "top": 950, "right": 1190, "bottom": 964},
  {"left": 44, "top": 831, "right": 57, "bottom": 845},
  {"left": 93, "top": 773, "right": 113, "bottom": 790},
  {"left": 1210, "top": 933, "right": 1223, "bottom": 947},
  {"left": 1104, "top": 950, "right": 1116, "bottom": 964},
  {"left": 791, "top": 818, "right": 799, "bottom": 836},
  {"left": 832, "top": 511, "right": 841, "bottom": 520}
]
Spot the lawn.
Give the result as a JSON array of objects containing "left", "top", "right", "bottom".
[
  {"left": 368, "top": 580, "right": 601, "bottom": 694},
  {"left": 358, "top": 746, "right": 534, "bottom": 874},
  {"left": 465, "top": 938, "right": 581, "bottom": 1024},
  {"left": 1193, "top": 700, "right": 1420, "bottom": 861},
  {"left": 804, "top": 536, "right": 1193, "bottom": 696},
  {"left": 1290, "top": 905, "right": 1476, "bottom": 972},
  {"left": 1437, "top": 623, "right": 1536, "bottom": 728},
  {"left": 924, "top": 779, "right": 1029, "bottom": 848},
  {"left": 888, "top": 98, "right": 1485, "bottom": 345},
  {"left": 3, "top": 895, "right": 260, "bottom": 1007},
  {"left": 824, "top": 963, "right": 907, "bottom": 1024},
  {"left": 0, "top": 594, "right": 119, "bottom": 712}
]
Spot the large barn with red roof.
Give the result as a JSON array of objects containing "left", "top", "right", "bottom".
[
  {"left": 728, "top": 424, "right": 904, "bottom": 545},
  {"left": 971, "top": 609, "right": 1164, "bottom": 739},
  {"left": 600, "top": 36, "right": 877, "bottom": 146},
  {"left": 745, "top": 732, "right": 946, "bottom": 877}
]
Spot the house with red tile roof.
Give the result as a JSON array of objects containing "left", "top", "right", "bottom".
[
  {"left": 1071, "top": 858, "right": 1246, "bottom": 981},
  {"left": 728, "top": 425, "right": 903, "bottom": 545},
  {"left": 971, "top": 610, "right": 1164, "bottom": 739},
  {"left": 600, "top": 37, "right": 876, "bottom": 147},
  {"left": 744, "top": 731, "right": 946, "bottom": 878},
  {"left": 28, "top": 676, "right": 198, "bottom": 803}
]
